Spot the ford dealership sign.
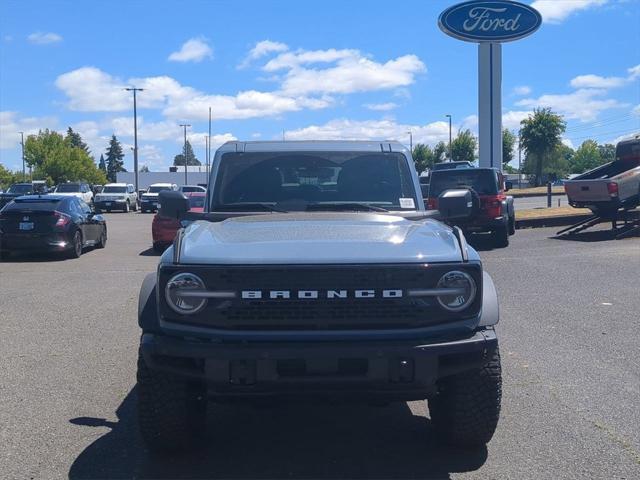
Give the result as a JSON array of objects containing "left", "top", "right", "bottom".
[{"left": 439, "top": 0, "right": 542, "bottom": 43}]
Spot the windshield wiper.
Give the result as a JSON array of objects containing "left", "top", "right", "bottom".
[
  {"left": 212, "top": 203, "right": 288, "bottom": 213},
  {"left": 306, "top": 203, "right": 389, "bottom": 212}
]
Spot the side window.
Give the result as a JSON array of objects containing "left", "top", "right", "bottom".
[{"left": 78, "top": 199, "right": 91, "bottom": 213}]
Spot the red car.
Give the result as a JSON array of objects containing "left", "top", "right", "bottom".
[{"left": 151, "top": 192, "right": 205, "bottom": 252}]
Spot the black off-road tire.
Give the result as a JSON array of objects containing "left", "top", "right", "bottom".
[
  {"left": 136, "top": 351, "right": 207, "bottom": 452},
  {"left": 428, "top": 347, "right": 502, "bottom": 448},
  {"left": 491, "top": 225, "right": 509, "bottom": 248},
  {"left": 508, "top": 215, "right": 516, "bottom": 236}
]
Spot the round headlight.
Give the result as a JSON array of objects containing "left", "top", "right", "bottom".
[
  {"left": 165, "top": 272, "right": 207, "bottom": 314},
  {"left": 436, "top": 270, "right": 476, "bottom": 312}
]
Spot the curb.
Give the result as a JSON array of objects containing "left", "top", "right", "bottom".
[
  {"left": 516, "top": 210, "right": 639, "bottom": 229},
  {"left": 510, "top": 192, "right": 565, "bottom": 199},
  {"left": 516, "top": 214, "right": 592, "bottom": 229}
]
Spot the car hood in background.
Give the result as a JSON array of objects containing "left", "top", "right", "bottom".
[{"left": 178, "top": 213, "right": 465, "bottom": 264}]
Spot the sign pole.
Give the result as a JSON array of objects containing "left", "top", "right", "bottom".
[{"left": 478, "top": 42, "right": 502, "bottom": 169}]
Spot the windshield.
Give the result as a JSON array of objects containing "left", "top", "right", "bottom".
[
  {"left": 148, "top": 186, "right": 171, "bottom": 193},
  {"left": 211, "top": 151, "right": 417, "bottom": 211},
  {"left": 429, "top": 170, "right": 499, "bottom": 197},
  {"left": 102, "top": 186, "right": 127, "bottom": 193},
  {"left": 188, "top": 196, "right": 206, "bottom": 209},
  {"left": 7, "top": 184, "right": 32, "bottom": 194},
  {"left": 181, "top": 186, "right": 204, "bottom": 192},
  {"left": 5, "top": 198, "right": 62, "bottom": 211},
  {"left": 56, "top": 184, "right": 80, "bottom": 193}
]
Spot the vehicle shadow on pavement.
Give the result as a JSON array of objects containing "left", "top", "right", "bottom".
[
  {"left": 551, "top": 229, "right": 639, "bottom": 242},
  {"left": 0, "top": 250, "right": 96, "bottom": 263},
  {"left": 139, "top": 247, "right": 161, "bottom": 256},
  {"left": 68, "top": 388, "right": 487, "bottom": 479},
  {"left": 465, "top": 233, "right": 499, "bottom": 252}
]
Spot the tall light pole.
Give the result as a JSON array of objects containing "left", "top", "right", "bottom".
[
  {"left": 445, "top": 114, "right": 452, "bottom": 162},
  {"left": 208, "top": 106, "right": 212, "bottom": 183},
  {"left": 18, "top": 131, "right": 25, "bottom": 181},
  {"left": 179, "top": 124, "right": 191, "bottom": 185},
  {"left": 406, "top": 130, "right": 413, "bottom": 152},
  {"left": 518, "top": 132, "right": 522, "bottom": 189},
  {"left": 125, "top": 87, "right": 144, "bottom": 196}
]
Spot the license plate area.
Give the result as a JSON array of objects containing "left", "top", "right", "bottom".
[{"left": 19, "top": 222, "right": 34, "bottom": 231}]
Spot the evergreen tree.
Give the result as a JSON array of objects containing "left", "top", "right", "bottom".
[
  {"left": 65, "top": 127, "right": 90, "bottom": 154},
  {"left": 173, "top": 140, "right": 201, "bottom": 166},
  {"left": 98, "top": 154, "right": 106, "bottom": 173},
  {"left": 104, "top": 135, "right": 126, "bottom": 182}
]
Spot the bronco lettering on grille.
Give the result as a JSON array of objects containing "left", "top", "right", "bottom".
[{"left": 241, "top": 289, "right": 403, "bottom": 300}]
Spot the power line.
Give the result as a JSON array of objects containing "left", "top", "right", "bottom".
[
  {"left": 565, "top": 114, "right": 637, "bottom": 133},
  {"left": 569, "top": 128, "right": 640, "bottom": 142}
]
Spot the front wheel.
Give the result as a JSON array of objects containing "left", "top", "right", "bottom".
[
  {"left": 124, "top": 201, "right": 130, "bottom": 213},
  {"left": 136, "top": 351, "right": 207, "bottom": 452},
  {"left": 96, "top": 228, "right": 107, "bottom": 249},
  {"left": 428, "top": 347, "right": 502, "bottom": 448}
]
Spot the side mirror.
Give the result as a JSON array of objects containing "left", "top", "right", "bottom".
[
  {"left": 159, "top": 191, "right": 189, "bottom": 219},
  {"left": 438, "top": 189, "right": 473, "bottom": 220},
  {"left": 505, "top": 181, "right": 513, "bottom": 191}
]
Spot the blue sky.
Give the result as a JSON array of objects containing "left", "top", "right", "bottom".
[{"left": 1, "top": 0, "right": 639, "bottom": 172}]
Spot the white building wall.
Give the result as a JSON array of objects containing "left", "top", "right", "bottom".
[{"left": 116, "top": 171, "right": 209, "bottom": 190}]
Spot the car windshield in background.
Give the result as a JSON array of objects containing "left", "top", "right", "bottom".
[
  {"left": 56, "top": 184, "right": 80, "bottom": 193},
  {"left": 182, "top": 186, "right": 204, "bottom": 192},
  {"left": 211, "top": 151, "right": 417, "bottom": 211},
  {"left": 103, "top": 186, "right": 127, "bottom": 193},
  {"left": 188, "top": 196, "right": 206, "bottom": 209},
  {"left": 7, "top": 184, "right": 32, "bottom": 194},
  {"left": 4, "top": 199, "right": 61, "bottom": 211},
  {"left": 429, "top": 170, "right": 499, "bottom": 197},
  {"left": 148, "top": 186, "right": 171, "bottom": 193}
]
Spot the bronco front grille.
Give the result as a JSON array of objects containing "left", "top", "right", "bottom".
[{"left": 159, "top": 264, "right": 482, "bottom": 330}]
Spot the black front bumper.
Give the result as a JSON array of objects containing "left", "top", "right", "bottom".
[
  {"left": 140, "top": 200, "right": 159, "bottom": 211},
  {"left": 140, "top": 328, "right": 498, "bottom": 400},
  {"left": 95, "top": 200, "right": 127, "bottom": 211}
]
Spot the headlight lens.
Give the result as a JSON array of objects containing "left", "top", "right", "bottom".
[
  {"left": 436, "top": 270, "right": 476, "bottom": 312},
  {"left": 165, "top": 272, "right": 207, "bottom": 314}
]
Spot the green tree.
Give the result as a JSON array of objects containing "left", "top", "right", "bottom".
[
  {"left": 450, "top": 129, "right": 477, "bottom": 163},
  {"left": 598, "top": 143, "right": 616, "bottom": 163},
  {"left": 65, "top": 127, "right": 90, "bottom": 154},
  {"left": 570, "top": 139, "right": 603, "bottom": 174},
  {"left": 0, "top": 163, "right": 21, "bottom": 189},
  {"left": 519, "top": 108, "right": 566, "bottom": 186},
  {"left": 173, "top": 140, "right": 200, "bottom": 166},
  {"left": 412, "top": 144, "right": 432, "bottom": 174},
  {"left": 98, "top": 154, "right": 106, "bottom": 173},
  {"left": 432, "top": 141, "right": 448, "bottom": 166},
  {"left": 23, "top": 129, "right": 106, "bottom": 185},
  {"left": 502, "top": 129, "right": 516, "bottom": 167},
  {"left": 104, "top": 135, "right": 126, "bottom": 182},
  {"left": 140, "top": 164, "right": 150, "bottom": 173}
]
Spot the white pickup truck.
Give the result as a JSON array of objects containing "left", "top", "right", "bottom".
[{"left": 564, "top": 137, "right": 640, "bottom": 217}]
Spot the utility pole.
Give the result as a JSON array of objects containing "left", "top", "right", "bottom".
[
  {"left": 407, "top": 130, "right": 413, "bottom": 152},
  {"left": 125, "top": 87, "right": 144, "bottom": 196},
  {"left": 179, "top": 124, "right": 191, "bottom": 185},
  {"left": 518, "top": 133, "right": 522, "bottom": 189},
  {"left": 208, "top": 106, "right": 212, "bottom": 183},
  {"left": 19, "top": 131, "right": 25, "bottom": 181},
  {"left": 445, "top": 114, "right": 452, "bottom": 162}
]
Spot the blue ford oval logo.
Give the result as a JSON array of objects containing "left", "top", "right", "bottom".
[{"left": 439, "top": 0, "right": 542, "bottom": 43}]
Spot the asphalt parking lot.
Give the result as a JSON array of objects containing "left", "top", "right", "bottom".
[{"left": 1, "top": 212, "right": 639, "bottom": 479}]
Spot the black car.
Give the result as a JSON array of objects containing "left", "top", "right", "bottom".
[
  {"left": 0, "top": 195, "right": 107, "bottom": 259},
  {"left": 0, "top": 183, "right": 36, "bottom": 210}
]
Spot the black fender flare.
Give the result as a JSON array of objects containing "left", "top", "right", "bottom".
[
  {"left": 138, "top": 272, "right": 160, "bottom": 333},
  {"left": 479, "top": 271, "right": 499, "bottom": 327}
]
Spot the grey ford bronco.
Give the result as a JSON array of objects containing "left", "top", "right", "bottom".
[{"left": 137, "top": 141, "right": 502, "bottom": 451}]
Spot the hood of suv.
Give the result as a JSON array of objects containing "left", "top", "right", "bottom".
[{"left": 178, "top": 213, "right": 466, "bottom": 264}]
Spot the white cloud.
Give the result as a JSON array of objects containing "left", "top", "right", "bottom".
[
  {"left": 364, "top": 102, "right": 398, "bottom": 111},
  {"left": 27, "top": 32, "right": 63, "bottom": 45},
  {"left": 264, "top": 48, "right": 425, "bottom": 96},
  {"left": 570, "top": 74, "right": 626, "bottom": 89},
  {"left": 513, "top": 86, "right": 532, "bottom": 96},
  {"left": 502, "top": 110, "right": 532, "bottom": 131},
  {"left": 531, "top": 0, "right": 607, "bottom": 23},
  {"left": 632, "top": 104, "right": 640, "bottom": 117},
  {"left": 0, "top": 111, "right": 58, "bottom": 150},
  {"left": 628, "top": 64, "right": 640, "bottom": 80},
  {"left": 561, "top": 137, "right": 575, "bottom": 149},
  {"left": 168, "top": 37, "right": 213, "bottom": 63},
  {"left": 516, "top": 89, "right": 627, "bottom": 122},
  {"left": 284, "top": 118, "right": 453, "bottom": 147},
  {"left": 239, "top": 40, "right": 289, "bottom": 68}
]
